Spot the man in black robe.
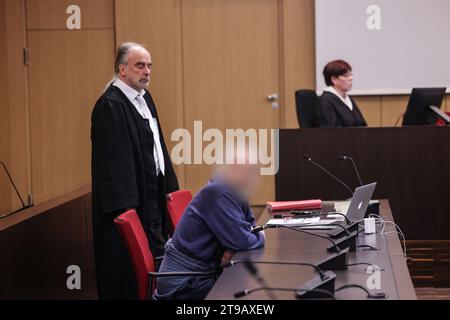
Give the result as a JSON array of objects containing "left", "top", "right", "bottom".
[{"left": 91, "top": 42, "right": 179, "bottom": 300}]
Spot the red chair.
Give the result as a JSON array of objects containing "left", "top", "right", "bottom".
[
  {"left": 166, "top": 190, "right": 193, "bottom": 233},
  {"left": 114, "top": 209, "right": 216, "bottom": 300},
  {"left": 436, "top": 112, "right": 450, "bottom": 126}
]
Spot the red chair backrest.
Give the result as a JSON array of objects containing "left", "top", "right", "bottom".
[
  {"left": 436, "top": 112, "right": 450, "bottom": 126},
  {"left": 166, "top": 190, "right": 193, "bottom": 233},
  {"left": 114, "top": 209, "right": 155, "bottom": 300}
]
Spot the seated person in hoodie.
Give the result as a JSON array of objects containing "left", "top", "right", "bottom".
[{"left": 154, "top": 147, "right": 265, "bottom": 300}]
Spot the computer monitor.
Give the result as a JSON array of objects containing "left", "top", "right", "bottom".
[{"left": 402, "top": 88, "right": 447, "bottom": 126}]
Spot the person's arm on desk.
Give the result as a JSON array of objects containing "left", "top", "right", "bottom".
[{"left": 205, "top": 193, "right": 265, "bottom": 252}]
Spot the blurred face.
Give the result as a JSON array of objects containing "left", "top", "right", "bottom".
[
  {"left": 118, "top": 47, "right": 152, "bottom": 92},
  {"left": 224, "top": 163, "right": 260, "bottom": 200},
  {"left": 332, "top": 71, "right": 353, "bottom": 94}
]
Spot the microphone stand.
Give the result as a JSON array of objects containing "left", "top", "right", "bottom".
[
  {"left": 238, "top": 260, "right": 337, "bottom": 300},
  {"left": 272, "top": 224, "right": 357, "bottom": 253},
  {"left": 302, "top": 154, "right": 354, "bottom": 197},
  {"left": 0, "top": 161, "right": 33, "bottom": 219},
  {"left": 339, "top": 156, "right": 363, "bottom": 187},
  {"left": 225, "top": 259, "right": 327, "bottom": 279},
  {"left": 260, "top": 224, "right": 356, "bottom": 270}
]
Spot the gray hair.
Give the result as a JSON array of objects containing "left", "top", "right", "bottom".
[{"left": 114, "top": 42, "right": 147, "bottom": 74}]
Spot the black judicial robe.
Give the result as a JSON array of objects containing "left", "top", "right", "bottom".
[
  {"left": 318, "top": 91, "right": 367, "bottom": 128},
  {"left": 91, "top": 85, "right": 179, "bottom": 300}
]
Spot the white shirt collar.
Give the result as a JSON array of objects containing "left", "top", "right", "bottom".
[
  {"left": 113, "top": 78, "right": 145, "bottom": 101},
  {"left": 323, "top": 86, "right": 353, "bottom": 111}
]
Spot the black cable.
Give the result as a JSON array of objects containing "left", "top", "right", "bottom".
[
  {"left": 335, "top": 284, "right": 387, "bottom": 299},
  {"left": 326, "top": 212, "right": 351, "bottom": 224},
  {"left": 299, "top": 223, "right": 350, "bottom": 236},
  {"left": 290, "top": 211, "right": 351, "bottom": 225},
  {"left": 357, "top": 244, "right": 380, "bottom": 251},
  {"left": 346, "top": 263, "right": 385, "bottom": 272},
  {"left": 234, "top": 287, "right": 336, "bottom": 300}
]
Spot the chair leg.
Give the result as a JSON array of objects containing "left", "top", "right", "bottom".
[{"left": 148, "top": 275, "right": 154, "bottom": 300}]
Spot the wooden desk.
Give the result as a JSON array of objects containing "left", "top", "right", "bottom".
[{"left": 207, "top": 200, "right": 416, "bottom": 300}]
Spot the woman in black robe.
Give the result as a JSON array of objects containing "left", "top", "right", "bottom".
[{"left": 318, "top": 60, "right": 368, "bottom": 128}]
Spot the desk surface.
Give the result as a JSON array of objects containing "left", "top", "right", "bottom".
[{"left": 207, "top": 200, "right": 416, "bottom": 300}]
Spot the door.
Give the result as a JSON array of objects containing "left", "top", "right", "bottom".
[{"left": 181, "top": 0, "right": 281, "bottom": 204}]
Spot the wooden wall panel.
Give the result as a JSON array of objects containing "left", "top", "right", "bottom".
[
  {"left": 281, "top": 0, "right": 315, "bottom": 129},
  {"left": 28, "top": 29, "right": 114, "bottom": 203},
  {"left": 0, "top": 0, "right": 11, "bottom": 214},
  {"left": 353, "top": 96, "right": 382, "bottom": 127},
  {"left": 0, "top": 0, "right": 30, "bottom": 214},
  {"left": 5, "top": 0, "right": 31, "bottom": 210},
  {"left": 26, "top": 0, "right": 114, "bottom": 30},
  {"left": 380, "top": 96, "right": 410, "bottom": 127},
  {"left": 115, "top": 0, "right": 186, "bottom": 188}
]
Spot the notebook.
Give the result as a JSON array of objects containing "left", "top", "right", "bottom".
[{"left": 266, "top": 199, "right": 322, "bottom": 212}]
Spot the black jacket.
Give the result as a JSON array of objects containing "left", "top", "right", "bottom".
[
  {"left": 91, "top": 85, "right": 179, "bottom": 299},
  {"left": 319, "top": 91, "right": 367, "bottom": 128}
]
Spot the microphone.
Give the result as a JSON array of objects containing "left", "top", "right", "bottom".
[
  {"left": 339, "top": 155, "right": 363, "bottom": 187},
  {"left": 256, "top": 224, "right": 356, "bottom": 271},
  {"left": 237, "top": 260, "right": 337, "bottom": 300},
  {"left": 241, "top": 260, "right": 277, "bottom": 300},
  {"left": 264, "top": 224, "right": 357, "bottom": 253},
  {"left": 224, "top": 259, "right": 327, "bottom": 279},
  {"left": 0, "top": 161, "right": 32, "bottom": 217},
  {"left": 302, "top": 154, "right": 354, "bottom": 197},
  {"left": 234, "top": 282, "right": 387, "bottom": 300},
  {"left": 234, "top": 285, "right": 336, "bottom": 300}
]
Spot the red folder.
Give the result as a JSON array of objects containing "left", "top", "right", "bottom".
[{"left": 266, "top": 199, "right": 322, "bottom": 212}]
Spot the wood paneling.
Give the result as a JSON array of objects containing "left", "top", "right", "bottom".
[
  {"left": 281, "top": 0, "right": 316, "bottom": 129},
  {"left": 0, "top": 0, "right": 30, "bottom": 214},
  {"left": 353, "top": 96, "right": 382, "bottom": 127},
  {"left": 181, "top": 0, "right": 281, "bottom": 204},
  {"left": 26, "top": 0, "right": 114, "bottom": 30},
  {"left": 0, "top": 0, "right": 11, "bottom": 214},
  {"left": 114, "top": 0, "right": 186, "bottom": 188},
  {"left": 381, "top": 96, "right": 410, "bottom": 127},
  {"left": 28, "top": 28, "right": 114, "bottom": 203}
]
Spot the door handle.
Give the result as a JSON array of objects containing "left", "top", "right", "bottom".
[{"left": 267, "top": 93, "right": 279, "bottom": 110}]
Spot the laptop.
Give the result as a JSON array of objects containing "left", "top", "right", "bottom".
[
  {"left": 324, "top": 182, "right": 377, "bottom": 237},
  {"left": 344, "top": 182, "right": 377, "bottom": 222},
  {"left": 266, "top": 183, "right": 377, "bottom": 231}
]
